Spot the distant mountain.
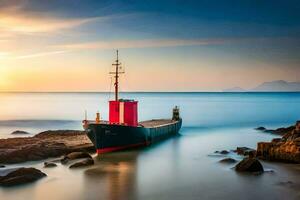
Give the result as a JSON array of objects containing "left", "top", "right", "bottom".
[
  {"left": 223, "top": 80, "right": 300, "bottom": 92},
  {"left": 223, "top": 87, "right": 246, "bottom": 92},
  {"left": 252, "top": 80, "right": 300, "bottom": 92}
]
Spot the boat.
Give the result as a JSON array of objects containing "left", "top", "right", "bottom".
[{"left": 83, "top": 50, "right": 182, "bottom": 154}]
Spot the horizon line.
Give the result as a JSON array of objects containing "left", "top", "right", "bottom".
[{"left": 0, "top": 91, "right": 300, "bottom": 93}]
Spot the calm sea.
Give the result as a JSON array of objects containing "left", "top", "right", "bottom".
[{"left": 1, "top": 92, "right": 300, "bottom": 200}]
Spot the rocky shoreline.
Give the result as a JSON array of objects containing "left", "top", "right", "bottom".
[
  {"left": 256, "top": 121, "right": 300, "bottom": 163},
  {"left": 0, "top": 130, "right": 95, "bottom": 164},
  {"left": 212, "top": 121, "right": 300, "bottom": 174}
]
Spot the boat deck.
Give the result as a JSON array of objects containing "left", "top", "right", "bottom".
[
  {"left": 139, "top": 119, "right": 176, "bottom": 128},
  {"left": 85, "top": 119, "right": 177, "bottom": 128}
]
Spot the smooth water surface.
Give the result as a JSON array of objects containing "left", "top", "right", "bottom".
[
  {"left": 0, "top": 92, "right": 300, "bottom": 200},
  {"left": 0, "top": 92, "right": 299, "bottom": 137}
]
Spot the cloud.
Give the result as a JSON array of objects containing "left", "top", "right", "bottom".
[
  {"left": 0, "top": 14, "right": 100, "bottom": 34},
  {"left": 0, "top": 51, "right": 11, "bottom": 59},
  {"left": 55, "top": 39, "right": 226, "bottom": 50},
  {"left": 15, "top": 50, "right": 67, "bottom": 59},
  {"left": 0, "top": 50, "right": 67, "bottom": 60},
  {"left": 0, "top": 1, "right": 106, "bottom": 35}
]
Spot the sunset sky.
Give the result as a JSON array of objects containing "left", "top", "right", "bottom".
[{"left": 0, "top": 0, "right": 299, "bottom": 92}]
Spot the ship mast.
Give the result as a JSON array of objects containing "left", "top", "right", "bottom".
[{"left": 110, "top": 50, "right": 124, "bottom": 101}]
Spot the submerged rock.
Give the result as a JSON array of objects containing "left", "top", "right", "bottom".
[
  {"left": 0, "top": 167, "right": 46, "bottom": 187},
  {"left": 236, "top": 147, "right": 256, "bottom": 157},
  {"left": 61, "top": 151, "right": 92, "bottom": 164},
  {"left": 44, "top": 162, "right": 57, "bottom": 168},
  {"left": 11, "top": 130, "right": 30, "bottom": 135},
  {"left": 69, "top": 158, "right": 94, "bottom": 169},
  {"left": 235, "top": 158, "right": 264, "bottom": 173},
  {"left": 65, "top": 152, "right": 92, "bottom": 160},
  {"left": 255, "top": 127, "right": 266, "bottom": 131},
  {"left": 219, "top": 158, "right": 237, "bottom": 164},
  {"left": 220, "top": 150, "right": 229, "bottom": 154}
]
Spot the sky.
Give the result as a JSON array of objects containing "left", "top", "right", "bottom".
[{"left": 0, "top": 0, "right": 299, "bottom": 92}]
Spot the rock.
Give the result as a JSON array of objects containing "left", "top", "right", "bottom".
[
  {"left": 60, "top": 157, "right": 69, "bottom": 165},
  {"left": 271, "top": 138, "right": 282, "bottom": 143},
  {"left": 235, "top": 158, "right": 264, "bottom": 173},
  {"left": 220, "top": 150, "right": 229, "bottom": 154},
  {"left": 0, "top": 165, "right": 5, "bottom": 168},
  {"left": 11, "top": 130, "right": 30, "bottom": 135},
  {"left": 44, "top": 162, "right": 57, "bottom": 168},
  {"left": 236, "top": 147, "right": 256, "bottom": 157},
  {"left": 65, "top": 152, "right": 92, "bottom": 160},
  {"left": 256, "top": 121, "right": 300, "bottom": 163},
  {"left": 0, "top": 130, "right": 95, "bottom": 164},
  {"left": 61, "top": 152, "right": 92, "bottom": 164},
  {"left": 219, "top": 158, "right": 237, "bottom": 164},
  {"left": 0, "top": 167, "right": 46, "bottom": 187},
  {"left": 262, "top": 125, "right": 295, "bottom": 135},
  {"left": 255, "top": 127, "right": 266, "bottom": 131},
  {"left": 69, "top": 158, "right": 94, "bottom": 169},
  {"left": 214, "top": 151, "right": 219, "bottom": 153}
]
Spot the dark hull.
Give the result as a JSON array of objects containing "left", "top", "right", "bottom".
[{"left": 86, "top": 119, "right": 182, "bottom": 153}]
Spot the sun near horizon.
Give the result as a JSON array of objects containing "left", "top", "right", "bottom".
[{"left": 0, "top": 1, "right": 300, "bottom": 92}]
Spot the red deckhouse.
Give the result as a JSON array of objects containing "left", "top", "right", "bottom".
[{"left": 108, "top": 50, "right": 138, "bottom": 127}]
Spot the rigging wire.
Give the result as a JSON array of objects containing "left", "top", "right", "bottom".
[{"left": 108, "top": 75, "right": 113, "bottom": 101}]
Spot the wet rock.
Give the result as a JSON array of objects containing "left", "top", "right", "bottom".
[
  {"left": 11, "top": 130, "right": 30, "bottom": 135},
  {"left": 0, "top": 130, "right": 95, "bottom": 164},
  {"left": 0, "top": 165, "right": 5, "bottom": 168},
  {"left": 44, "top": 162, "right": 57, "bottom": 168},
  {"left": 0, "top": 167, "right": 46, "bottom": 187},
  {"left": 271, "top": 138, "right": 282, "bottom": 143},
  {"left": 259, "top": 125, "right": 295, "bottom": 135},
  {"left": 236, "top": 147, "right": 256, "bottom": 157},
  {"left": 235, "top": 158, "right": 264, "bottom": 173},
  {"left": 69, "top": 158, "right": 94, "bottom": 169},
  {"left": 219, "top": 158, "right": 237, "bottom": 164},
  {"left": 60, "top": 157, "right": 69, "bottom": 165},
  {"left": 65, "top": 152, "right": 92, "bottom": 160},
  {"left": 61, "top": 152, "right": 92, "bottom": 164},
  {"left": 256, "top": 121, "right": 300, "bottom": 163},
  {"left": 255, "top": 127, "right": 266, "bottom": 131},
  {"left": 220, "top": 150, "right": 229, "bottom": 154}
]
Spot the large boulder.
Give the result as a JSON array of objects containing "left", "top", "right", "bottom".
[
  {"left": 235, "top": 158, "right": 264, "bottom": 173},
  {"left": 69, "top": 158, "right": 94, "bottom": 169},
  {"left": 0, "top": 167, "right": 46, "bottom": 187}
]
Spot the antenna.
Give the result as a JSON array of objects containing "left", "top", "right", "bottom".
[{"left": 109, "top": 50, "right": 124, "bottom": 101}]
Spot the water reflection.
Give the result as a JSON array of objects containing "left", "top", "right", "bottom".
[
  {"left": 84, "top": 151, "right": 140, "bottom": 200},
  {"left": 1, "top": 128, "right": 300, "bottom": 200}
]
